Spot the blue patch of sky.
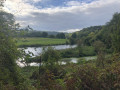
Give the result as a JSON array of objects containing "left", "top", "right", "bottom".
[{"left": 29, "top": 0, "right": 96, "bottom": 9}]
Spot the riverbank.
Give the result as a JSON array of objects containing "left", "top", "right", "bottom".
[{"left": 16, "top": 37, "right": 68, "bottom": 47}]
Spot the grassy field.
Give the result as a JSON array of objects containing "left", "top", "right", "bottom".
[{"left": 16, "top": 37, "right": 68, "bottom": 47}]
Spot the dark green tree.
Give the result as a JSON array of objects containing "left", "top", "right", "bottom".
[
  {"left": 42, "top": 47, "right": 60, "bottom": 65},
  {"left": 56, "top": 33, "right": 66, "bottom": 39},
  {"left": 110, "top": 13, "right": 120, "bottom": 53},
  {"left": 0, "top": 3, "right": 22, "bottom": 87},
  {"left": 71, "top": 33, "right": 77, "bottom": 38},
  {"left": 93, "top": 41, "right": 106, "bottom": 68},
  {"left": 41, "top": 32, "right": 48, "bottom": 37}
]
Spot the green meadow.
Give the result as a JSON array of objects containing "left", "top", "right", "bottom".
[{"left": 16, "top": 37, "right": 67, "bottom": 47}]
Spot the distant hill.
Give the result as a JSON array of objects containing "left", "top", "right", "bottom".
[{"left": 70, "top": 12, "right": 120, "bottom": 51}]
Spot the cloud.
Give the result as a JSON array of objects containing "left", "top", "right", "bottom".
[
  {"left": 3, "top": 0, "right": 36, "bottom": 15},
  {"left": 24, "top": 0, "right": 42, "bottom": 3},
  {"left": 65, "top": 1, "right": 83, "bottom": 6},
  {"left": 3, "top": 0, "right": 120, "bottom": 32},
  {"left": 59, "top": 29, "right": 81, "bottom": 33},
  {"left": 32, "top": 0, "right": 42, "bottom": 3}
]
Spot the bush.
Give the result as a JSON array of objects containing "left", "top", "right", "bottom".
[
  {"left": 60, "top": 48, "right": 79, "bottom": 58},
  {"left": 66, "top": 64, "right": 99, "bottom": 90},
  {"left": 42, "top": 47, "right": 61, "bottom": 65},
  {"left": 81, "top": 46, "right": 96, "bottom": 56}
]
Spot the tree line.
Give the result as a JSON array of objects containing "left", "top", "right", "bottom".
[{"left": 14, "top": 26, "right": 66, "bottom": 39}]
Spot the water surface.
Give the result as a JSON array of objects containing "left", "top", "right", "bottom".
[{"left": 24, "top": 45, "right": 77, "bottom": 56}]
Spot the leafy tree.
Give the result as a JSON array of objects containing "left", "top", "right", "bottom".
[
  {"left": 41, "top": 32, "right": 48, "bottom": 37},
  {"left": 110, "top": 13, "right": 120, "bottom": 53},
  {"left": 56, "top": 33, "right": 66, "bottom": 39},
  {"left": 93, "top": 41, "right": 106, "bottom": 68},
  {"left": 0, "top": 3, "right": 22, "bottom": 87},
  {"left": 42, "top": 47, "right": 60, "bottom": 65},
  {"left": 71, "top": 32, "right": 77, "bottom": 38},
  {"left": 92, "top": 13, "right": 120, "bottom": 51},
  {"left": 77, "top": 26, "right": 102, "bottom": 39}
]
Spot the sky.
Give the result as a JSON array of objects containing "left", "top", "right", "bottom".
[{"left": 3, "top": 0, "right": 120, "bottom": 33}]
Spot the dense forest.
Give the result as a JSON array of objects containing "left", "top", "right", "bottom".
[{"left": 1, "top": 0, "right": 120, "bottom": 90}]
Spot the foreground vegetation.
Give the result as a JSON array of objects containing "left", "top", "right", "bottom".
[
  {"left": 20, "top": 50, "right": 120, "bottom": 90},
  {"left": 16, "top": 37, "right": 68, "bottom": 47},
  {"left": 1, "top": 0, "right": 120, "bottom": 89}
]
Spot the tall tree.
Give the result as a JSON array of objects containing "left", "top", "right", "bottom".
[
  {"left": 0, "top": 1, "right": 21, "bottom": 86},
  {"left": 110, "top": 13, "right": 120, "bottom": 53}
]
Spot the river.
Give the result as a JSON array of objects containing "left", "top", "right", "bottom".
[
  {"left": 17, "top": 45, "right": 77, "bottom": 67},
  {"left": 24, "top": 45, "right": 77, "bottom": 56},
  {"left": 17, "top": 45, "right": 96, "bottom": 67}
]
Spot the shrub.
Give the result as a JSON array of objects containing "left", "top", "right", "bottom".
[{"left": 66, "top": 64, "right": 99, "bottom": 90}]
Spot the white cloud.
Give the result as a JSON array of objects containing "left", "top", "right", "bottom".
[
  {"left": 4, "top": 0, "right": 34, "bottom": 15},
  {"left": 3, "top": 0, "right": 120, "bottom": 32},
  {"left": 65, "top": 1, "right": 82, "bottom": 6},
  {"left": 32, "top": 0, "right": 42, "bottom": 3},
  {"left": 24, "top": 0, "right": 42, "bottom": 3},
  {"left": 59, "top": 29, "right": 81, "bottom": 33}
]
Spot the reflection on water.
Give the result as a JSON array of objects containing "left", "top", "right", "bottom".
[
  {"left": 24, "top": 45, "right": 77, "bottom": 56},
  {"left": 71, "top": 58, "right": 78, "bottom": 63},
  {"left": 29, "top": 62, "right": 39, "bottom": 66},
  {"left": 17, "top": 45, "right": 77, "bottom": 67},
  {"left": 17, "top": 45, "right": 96, "bottom": 67},
  {"left": 84, "top": 57, "right": 96, "bottom": 61}
]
